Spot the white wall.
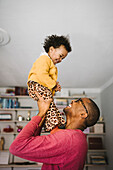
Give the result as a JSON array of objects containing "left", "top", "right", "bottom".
[{"left": 101, "top": 83, "right": 113, "bottom": 170}]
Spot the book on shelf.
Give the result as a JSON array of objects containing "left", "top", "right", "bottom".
[
  {"left": 15, "top": 87, "right": 28, "bottom": 96},
  {"left": 19, "top": 106, "right": 32, "bottom": 109},
  {"left": 88, "top": 137, "right": 103, "bottom": 150},
  {"left": 0, "top": 113, "right": 12, "bottom": 121},
  {"left": 0, "top": 98, "right": 19, "bottom": 108},
  {"left": 90, "top": 155, "right": 107, "bottom": 165}
]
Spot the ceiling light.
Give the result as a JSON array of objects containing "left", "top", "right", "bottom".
[{"left": 0, "top": 28, "right": 11, "bottom": 46}]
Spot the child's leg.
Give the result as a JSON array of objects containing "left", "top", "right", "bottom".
[
  {"left": 45, "top": 101, "right": 65, "bottom": 131},
  {"left": 28, "top": 81, "right": 39, "bottom": 101},
  {"left": 28, "top": 81, "right": 65, "bottom": 131}
]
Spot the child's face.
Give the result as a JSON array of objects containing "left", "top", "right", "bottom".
[{"left": 48, "top": 45, "right": 68, "bottom": 65}]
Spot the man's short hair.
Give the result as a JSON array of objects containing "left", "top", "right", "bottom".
[{"left": 86, "top": 99, "right": 100, "bottom": 127}]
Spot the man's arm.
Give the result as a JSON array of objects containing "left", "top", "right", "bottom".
[{"left": 9, "top": 115, "right": 69, "bottom": 164}]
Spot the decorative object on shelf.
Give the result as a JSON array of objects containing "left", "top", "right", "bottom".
[
  {"left": 3, "top": 125, "right": 14, "bottom": 133},
  {"left": 0, "top": 113, "right": 12, "bottom": 120},
  {"left": 0, "top": 28, "right": 11, "bottom": 46},
  {"left": 18, "top": 115, "right": 23, "bottom": 121},
  {"left": 99, "top": 116, "right": 104, "bottom": 121},
  {"left": 83, "top": 91, "right": 86, "bottom": 95},
  {"left": 83, "top": 127, "right": 90, "bottom": 134},
  {"left": 17, "top": 125, "right": 23, "bottom": 133},
  {"left": 26, "top": 111, "right": 31, "bottom": 121},
  {"left": 0, "top": 137, "right": 5, "bottom": 150}
]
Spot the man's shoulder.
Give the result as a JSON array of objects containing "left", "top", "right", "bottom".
[{"left": 58, "top": 129, "right": 86, "bottom": 139}]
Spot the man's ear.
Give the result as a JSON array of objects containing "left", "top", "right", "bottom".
[{"left": 80, "top": 112, "right": 88, "bottom": 119}]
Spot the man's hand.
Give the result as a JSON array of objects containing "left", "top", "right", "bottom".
[{"left": 35, "top": 91, "right": 52, "bottom": 118}]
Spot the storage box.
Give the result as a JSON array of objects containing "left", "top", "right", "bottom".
[{"left": 94, "top": 124, "right": 104, "bottom": 133}]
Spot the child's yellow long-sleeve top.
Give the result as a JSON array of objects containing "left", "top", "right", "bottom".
[{"left": 28, "top": 54, "right": 58, "bottom": 93}]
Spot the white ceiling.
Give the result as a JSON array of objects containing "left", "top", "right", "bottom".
[{"left": 0, "top": 0, "right": 113, "bottom": 90}]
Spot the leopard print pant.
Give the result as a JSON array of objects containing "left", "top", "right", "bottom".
[{"left": 28, "top": 81, "right": 65, "bottom": 131}]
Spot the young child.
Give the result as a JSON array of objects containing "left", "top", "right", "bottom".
[{"left": 27, "top": 35, "right": 72, "bottom": 131}]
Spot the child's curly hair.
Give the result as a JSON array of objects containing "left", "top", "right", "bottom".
[{"left": 43, "top": 35, "right": 72, "bottom": 53}]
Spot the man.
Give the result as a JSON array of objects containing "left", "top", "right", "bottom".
[{"left": 9, "top": 94, "right": 100, "bottom": 170}]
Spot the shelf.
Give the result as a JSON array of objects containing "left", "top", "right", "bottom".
[
  {"left": 54, "top": 96, "right": 86, "bottom": 99},
  {"left": 85, "top": 133, "right": 106, "bottom": 135},
  {"left": 0, "top": 95, "right": 95, "bottom": 99},
  {"left": 55, "top": 96, "right": 95, "bottom": 99},
  {"left": 0, "top": 163, "right": 107, "bottom": 168},
  {"left": 85, "top": 164, "right": 108, "bottom": 167},
  {"left": 0, "top": 132, "right": 106, "bottom": 136},
  {"left": 0, "top": 132, "right": 50, "bottom": 135},
  {"left": 0, "top": 132, "right": 24, "bottom": 135},
  {"left": 0, "top": 132, "right": 105, "bottom": 135},
  {"left": 88, "top": 149, "right": 107, "bottom": 152},
  {"left": 0, "top": 163, "right": 42, "bottom": 168},
  {"left": 0, "top": 132, "right": 16, "bottom": 135},
  {"left": 0, "top": 95, "right": 30, "bottom": 99},
  {"left": 0, "top": 108, "right": 38, "bottom": 111},
  {"left": 0, "top": 120, "right": 31, "bottom": 123},
  {"left": 97, "top": 121, "right": 105, "bottom": 123}
]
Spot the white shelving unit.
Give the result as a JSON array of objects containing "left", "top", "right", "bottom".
[{"left": 0, "top": 95, "right": 107, "bottom": 169}]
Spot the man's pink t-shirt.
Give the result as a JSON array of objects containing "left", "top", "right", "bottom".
[{"left": 9, "top": 116, "right": 87, "bottom": 170}]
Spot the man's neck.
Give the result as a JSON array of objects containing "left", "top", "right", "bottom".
[{"left": 65, "top": 120, "right": 85, "bottom": 131}]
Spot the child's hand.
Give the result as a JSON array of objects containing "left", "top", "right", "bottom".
[
  {"left": 53, "top": 82, "right": 61, "bottom": 92},
  {"left": 56, "top": 82, "right": 61, "bottom": 92}
]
